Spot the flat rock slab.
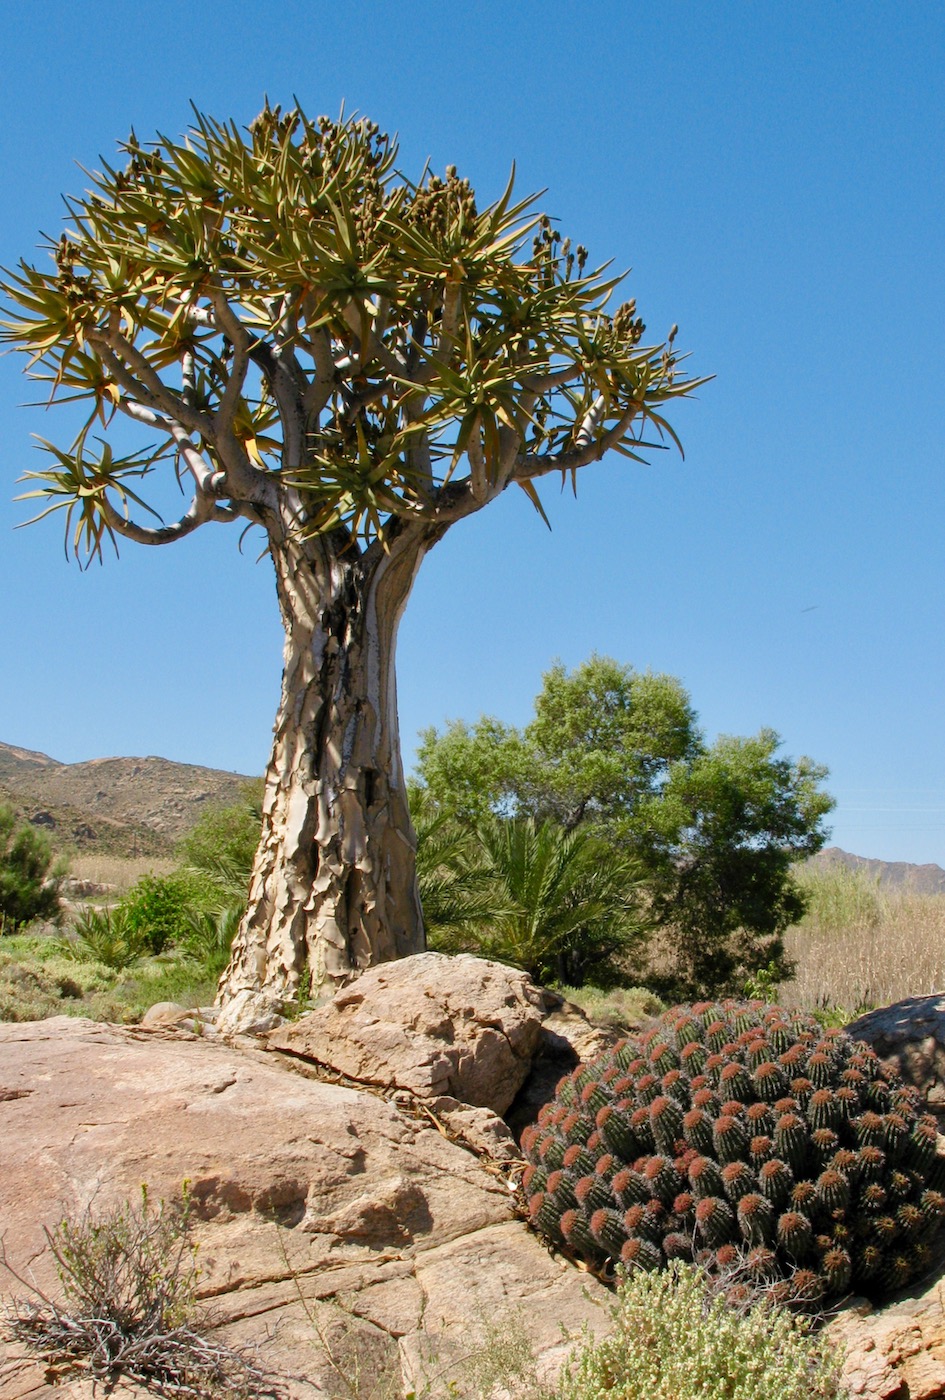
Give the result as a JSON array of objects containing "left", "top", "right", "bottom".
[
  {"left": 848, "top": 995, "right": 945, "bottom": 1113},
  {"left": 268, "top": 953, "right": 546, "bottom": 1116},
  {"left": 828, "top": 1277, "right": 945, "bottom": 1399},
  {"left": 0, "top": 1017, "right": 609, "bottom": 1399}
]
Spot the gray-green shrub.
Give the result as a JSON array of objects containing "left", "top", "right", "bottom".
[{"left": 560, "top": 1262, "right": 844, "bottom": 1399}]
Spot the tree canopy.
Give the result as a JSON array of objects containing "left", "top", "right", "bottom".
[
  {"left": 415, "top": 655, "right": 834, "bottom": 994},
  {"left": 2, "top": 104, "right": 701, "bottom": 560}
]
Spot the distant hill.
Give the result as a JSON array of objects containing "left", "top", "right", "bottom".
[
  {"left": 0, "top": 741, "right": 257, "bottom": 857},
  {"left": 807, "top": 846, "right": 945, "bottom": 897}
]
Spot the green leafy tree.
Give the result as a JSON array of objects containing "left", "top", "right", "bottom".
[
  {"left": 0, "top": 803, "right": 65, "bottom": 931},
  {"left": 1, "top": 105, "right": 701, "bottom": 1029},
  {"left": 418, "top": 655, "right": 698, "bottom": 828},
  {"left": 637, "top": 729, "right": 833, "bottom": 995},
  {"left": 416, "top": 657, "right": 834, "bottom": 994}
]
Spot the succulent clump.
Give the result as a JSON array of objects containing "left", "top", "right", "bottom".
[{"left": 521, "top": 1000, "right": 945, "bottom": 1304}]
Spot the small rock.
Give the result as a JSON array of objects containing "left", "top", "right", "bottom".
[
  {"left": 429, "top": 1095, "right": 521, "bottom": 1161},
  {"left": 140, "top": 1001, "right": 189, "bottom": 1026}
]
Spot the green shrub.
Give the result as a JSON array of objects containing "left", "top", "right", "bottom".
[
  {"left": 0, "top": 804, "right": 65, "bottom": 931},
  {"left": 120, "top": 873, "right": 216, "bottom": 954},
  {"left": 557, "top": 984, "right": 666, "bottom": 1029},
  {"left": 419, "top": 810, "right": 649, "bottom": 986},
  {"left": 60, "top": 905, "right": 148, "bottom": 971},
  {"left": 523, "top": 999, "right": 945, "bottom": 1304},
  {"left": 560, "top": 1262, "right": 843, "bottom": 1399},
  {"left": 175, "top": 785, "right": 261, "bottom": 891}
]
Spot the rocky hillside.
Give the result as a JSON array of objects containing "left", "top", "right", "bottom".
[
  {"left": 808, "top": 845, "right": 945, "bottom": 896},
  {"left": 0, "top": 740, "right": 256, "bottom": 857}
]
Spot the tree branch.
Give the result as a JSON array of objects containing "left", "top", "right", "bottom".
[
  {"left": 303, "top": 326, "right": 336, "bottom": 420},
  {"left": 521, "top": 364, "right": 579, "bottom": 395},
  {"left": 99, "top": 488, "right": 237, "bottom": 547},
  {"left": 249, "top": 341, "right": 306, "bottom": 468},
  {"left": 513, "top": 404, "right": 641, "bottom": 482},
  {"left": 89, "top": 324, "right": 212, "bottom": 438}
]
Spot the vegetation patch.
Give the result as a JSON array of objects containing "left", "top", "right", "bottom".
[
  {"left": 560, "top": 1261, "right": 844, "bottom": 1399},
  {"left": 2, "top": 1189, "right": 277, "bottom": 1398}
]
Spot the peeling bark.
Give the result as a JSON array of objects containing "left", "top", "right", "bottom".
[{"left": 216, "top": 525, "right": 432, "bottom": 1031}]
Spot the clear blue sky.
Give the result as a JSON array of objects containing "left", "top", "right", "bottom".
[{"left": 1, "top": 2, "right": 942, "bottom": 864}]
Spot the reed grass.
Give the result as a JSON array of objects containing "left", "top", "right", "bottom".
[
  {"left": 781, "top": 864, "right": 945, "bottom": 1015},
  {"left": 67, "top": 854, "right": 177, "bottom": 892}
]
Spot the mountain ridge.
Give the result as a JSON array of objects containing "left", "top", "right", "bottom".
[
  {"left": 807, "top": 845, "right": 945, "bottom": 896},
  {"left": 0, "top": 740, "right": 256, "bottom": 856}
]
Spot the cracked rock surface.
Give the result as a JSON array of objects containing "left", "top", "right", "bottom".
[
  {"left": 0, "top": 1016, "right": 608, "bottom": 1399},
  {"left": 268, "top": 953, "right": 546, "bottom": 1116}
]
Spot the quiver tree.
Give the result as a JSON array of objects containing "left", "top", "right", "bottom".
[{"left": 1, "top": 104, "right": 703, "bottom": 1029}]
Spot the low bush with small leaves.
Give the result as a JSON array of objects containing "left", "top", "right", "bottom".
[{"left": 560, "top": 1262, "right": 844, "bottom": 1400}]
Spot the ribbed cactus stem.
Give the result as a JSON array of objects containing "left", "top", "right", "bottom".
[
  {"left": 612, "top": 1166, "right": 650, "bottom": 1207},
  {"left": 596, "top": 1105, "right": 637, "bottom": 1160},
  {"left": 643, "top": 1154, "right": 683, "bottom": 1206},
  {"left": 776, "top": 1210, "right": 814, "bottom": 1260},
  {"left": 662, "top": 1231, "right": 693, "bottom": 1261},
  {"left": 650, "top": 1095, "right": 684, "bottom": 1153},
  {"left": 753, "top": 1061, "right": 790, "bottom": 1102},
  {"left": 574, "top": 1174, "right": 613, "bottom": 1214},
  {"left": 737, "top": 1192, "right": 775, "bottom": 1246},
  {"left": 546, "top": 1169, "right": 578, "bottom": 1211},
  {"left": 817, "top": 1168, "right": 851, "bottom": 1212},
  {"left": 521, "top": 996, "right": 945, "bottom": 1301},
  {"left": 589, "top": 1207, "right": 627, "bottom": 1256},
  {"left": 719, "top": 1062, "right": 753, "bottom": 1101},
  {"left": 620, "top": 1237, "right": 662, "bottom": 1271},
  {"left": 757, "top": 1158, "right": 794, "bottom": 1210},
  {"left": 713, "top": 1113, "right": 749, "bottom": 1164},
  {"left": 721, "top": 1160, "right": 755, "bottom": 1203},
  {"left": 560, "top": 1209, "right": 595, "bottom": 1255},
  {"left": 695, "top": 1195, "right": 736, "bottom": 1247}
]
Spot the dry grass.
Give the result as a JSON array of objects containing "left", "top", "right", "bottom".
[
  {"left": 67, "top": 853, "right": 177, "bottom": 892},
  {"left": 781, "top": 865, "right": 945, "bottom": 1014}
]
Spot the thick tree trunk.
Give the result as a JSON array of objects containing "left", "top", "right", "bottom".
[{"left": 216, "top": 527, "right": 428, "bottom": 1032}]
